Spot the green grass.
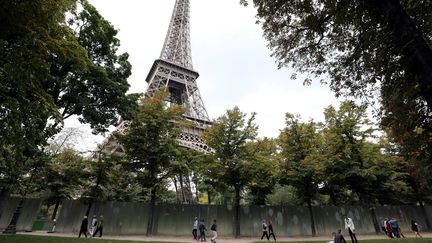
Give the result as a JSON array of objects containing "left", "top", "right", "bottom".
[
  {"left": 252, "top": 238, "right": 432, "bottom": 243},
  {"left": 0, "top": 235, "right": 186, "bottom": 243}
]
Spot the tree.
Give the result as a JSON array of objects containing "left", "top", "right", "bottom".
[
  {"left": 319, "top": 101, "right": 375, "bottom": 204},
  {"left": 0, "top": 0, "right": 138, "bottom": 196},
  {"left": 81, "top": 148, "right": 126, "bottom": 216},
  {"left": 171, "top": 148, "right": 200, "bottom": 204},
  {"left": 319, "top": 101, "right": 411, "bottom": 206},
  {"left": 278, "top": 113, "right": 322, "bottom": 236},
  {"left": 240, "top": 0, "right": 432, "bottom": 167},
  {"left": 37, "top": 149, "right": 87, "bottom": 220},
  {"left": 319, "top": 101, "right": 412, "bottom": 232},
  {"left": 117, "top": 90, "right": 185, "bottom": 236},
  {"left": 204, "top": 107, "right": 258, "bottom": 238},
  {"left": 245, "top": 138, "right": 278, "bottom": 205},
  {"left": 240, "top": 0, "right": 432, "bottom": 105}
]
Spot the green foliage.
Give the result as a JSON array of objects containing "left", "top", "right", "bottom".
[
  {"left": 117, "top": 89, "right": 185, "bottom": 235},
  {"left": 204, "top": 106, "right": 258, "bottom": 236},
  {"left": 266, "top": 184, "right": 301, "bottom": 206},
  {"left": 118, "top": 90, "right": 185, "bottom": 192},
  {"left": 36, "top": 149, "right": 87, "bottom": 204},
  {"left": 320, "top": 101, "right": 411, "bottom": 205},
  {"left": 241, "top": 0, "right": 432, "bottom": 197},
  {"left": 278, "top": 113, "right": 321, "bottom": 204},
  {"left": 0, "top": 0, "right": 138, "bottom": 193},
  {"left": 245, "top": 138, "right": 278, "bottom": 205},
  {"left": 241, "top": 0, "right": 432, "bottom": 104},
  {"left": 81, "top": 153, "right": 126, "bottom": 203},
  {"left": 204, "top": 107, "right": 258, "bottom": 195}
]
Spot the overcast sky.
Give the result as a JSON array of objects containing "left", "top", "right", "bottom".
[{"left": 66, "top": 0, "right": 341, "bottom": 152}]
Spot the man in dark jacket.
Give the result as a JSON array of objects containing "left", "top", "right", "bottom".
[
  {"left": 198, "top": 219, "right": 207, "bottom": 242},
  {"left": 93, "top": 215, "right": 104, "bottom": 237},
  {"left": 334, "top": 229, "right": 347, "bottom": 243},
  {"left": 78, "top": 216, "right": 88, "bottom": 238}
]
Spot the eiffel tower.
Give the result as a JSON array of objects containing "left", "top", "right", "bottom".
[
  {"left": 99, "top": 0, "right": 211, "bottom": 203},
  {"left": 145, "top": 0, "right": 211, "bottom": 154}
]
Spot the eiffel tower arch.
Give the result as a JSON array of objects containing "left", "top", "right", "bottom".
[{"left": 100, "top": 0, "right": 211, "bottom": 203}]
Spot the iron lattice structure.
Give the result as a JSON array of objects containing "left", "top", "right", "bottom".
[
  {"left": 97, "top": 0, "right": 211, "bottom": 204},
  {"left": 145, "top": 0, "right": 211, "bottom": 153}
]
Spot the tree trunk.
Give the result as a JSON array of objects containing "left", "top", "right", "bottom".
[
  {"left": 193, "top": 178, "right": 199, "bottom": 204},
  {"left": 370, "top": 0, "right": 432, "bottom": 107},
  {"left": 85, "top": 201, "right": 92, "bottom": 217},
  {"left": 307, "top": 197, "right": 316, "bottom": 237},
  {"left": 207, "top": 189, "right": 211, "bottom": 205},
  {"left": 51, "top": 199, "right": 61, "bottom": 220},
  {"left": 369, "top": 206, "right": 381, "bottom": 234},
  {"left": 173, "top": 177, "right": 179, "bottom": 203},
  {"left": 146, "top": 186, "right": 157, "bottom": 236},
  {"left": 179, "top": 173, "right": 186, "bottom": 203},
  {"left": 234, "top": 187, "right": 241, "bottom": 238}
]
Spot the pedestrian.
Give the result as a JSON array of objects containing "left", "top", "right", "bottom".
[
  {"left": 267, "top": 220, "right": 276, "bottom": 241},
  {"left": 334, "top": 229, "right": 347, "bottom": 243},
  {"left": 210, "top": 219, "right": 217, "bottom": 243},
  {"left": 49, "top": 218, "right": 56, "bottom": 233},
  {"left": 260, "top": 219, "right": 269, "bottom": 240},
  {"left": 192, "top": 216, "right": 199, "bottom": 240},
  {"left": 198, "top": 219, "right": 207, "bottom": 242},
  {"left": 381, "top": 219, "right": 387, "bottom": 236},
  {"left": 388, "top": 218, "right": 400, "bottom": 238},
  {"left": 89, "top": 214, "right": 97, "bottom": 236},
  {"left": 327, "top": 232, "right": 336, "bottom": 243},
  {"left": 344, "top": 215, "right": 358, "bottom": 243},
  {"left": 411, "top": 219, "right": 422, "bottom": 238},
  {"left": 93, "top": 215, "right": 104, "bottom": 237},
  {"left": 78, "top": 215, "right": 88, "bottom": 238},
  {"left": 385, "top": 220, "right": 393, "bottom": 238}
]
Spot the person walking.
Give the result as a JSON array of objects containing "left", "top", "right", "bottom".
[
  {"left": 260, "top": 219, "right": 269, "bottom": 240},
  {"left": 411, "top": 219, "right": 423, "bottom": 238},
  {"left": 385, "top": 220, "right": 393, "bottom": 238},
  {"left": 210, "top": 219, "right": 218, "bottom": 243},
  {"left": 192, "top": 216, "right": 199, "bottom": 240},
  {"left": 344, "top": 215, "right": 358, "bottom": 243},
  {"left": 198, "top": 219, "right": 207, "bottom": 242},
  {"left": 388, "top": 218, "right": 400, "bottom": 238},
  {"left": 334, "top": 229, "right": 347, "bottom": 243},
  {"left": 89, "top": 214, "right": 97, "bottom": 236},
  {"left": 78, "top": 215, "right": 88, "bottom": 238},
  {"left": 381, "top": 219, "right": 388, "bottom": 236},
  {"left": 93, "top": 215, "right": 104, "bottom": 237},
  {"left": 50, "top": 218, "right": 57, "bottom": 233},
  {"left": 267, "top": 220, "right": 276, "bottom": 241}
]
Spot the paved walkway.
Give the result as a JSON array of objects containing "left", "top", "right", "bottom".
[{"left": 19, "top": 231, "right": 432, "bottom": 242}]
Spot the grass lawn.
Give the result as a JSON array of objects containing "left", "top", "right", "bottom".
[
  {"left": 0, "top": 235, "right": 186, "bottom": 243},
  {"left": 252, "top": 239, "right": 432, "bottom": 243}
]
